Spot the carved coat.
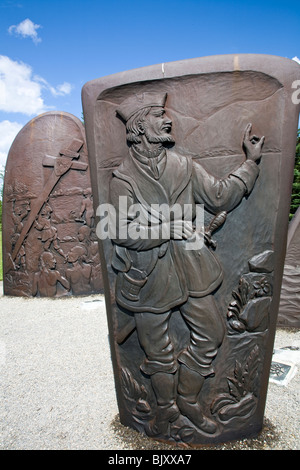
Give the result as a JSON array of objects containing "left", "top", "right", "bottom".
[{"left": 110, "top": 147, "right": 259, "bottom": 313}]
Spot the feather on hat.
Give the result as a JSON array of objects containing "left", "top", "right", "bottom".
[{"left": 117, "top": 92, "right": 167, "bottom": 122}]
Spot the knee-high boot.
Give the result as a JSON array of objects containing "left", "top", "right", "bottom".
[
  {"left": 177, "top": 364, "right": 217, "bottom": 434},
  {"left": 150, "top": 371, "right": 180, "bottom": 435}
]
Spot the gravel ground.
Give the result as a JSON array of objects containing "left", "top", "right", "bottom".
[{"left": 0, "top": 283, "right": 299, "bottom": 451}]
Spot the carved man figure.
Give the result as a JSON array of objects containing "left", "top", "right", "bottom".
[
  {"left": 32, "top": 251, "right": 70, "bottom": 297},
  {"left": 34, "top": 201, "right": 66, "bottom": 259},
  {"left": 110, "top": 92, "right": 264, "bottom": 435},
  {"left": 65, "top": 245, "right": 92, "bottom": 295},
  {"left": 79, "top": 188, "right": 94, "bottom": 227}
]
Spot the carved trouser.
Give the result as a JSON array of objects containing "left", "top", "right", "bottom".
[{"left": 135, "top": 295, "right": 225, "bottom": 378}]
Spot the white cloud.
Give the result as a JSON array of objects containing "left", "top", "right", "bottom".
[
  {"left": 0, "top": 56, "right": 74, "bottom": 167},
  {"left": 34, "top": 75, "right": 73, "bottom": 97},
  {"left": 292, "top": 56, "right": 300, "bottom": 65},
  {"left": 55, "top": 82, "right": 73, "bottom": 96},
  {"left": 0, "top": 55, "right": 47, "bottom": 115},
  {"left": 0, "top": 55, "right": 73, "bottom": 116},
  {"left": 0, "top": 120, "right": 23, "bottom": 168},
  {"left": 8, "top": 18, "right": 42, "bottom": 44}
]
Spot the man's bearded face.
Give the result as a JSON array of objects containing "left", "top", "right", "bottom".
[{"left": 143, "top": 107, "right": 174, "bottom": 143}]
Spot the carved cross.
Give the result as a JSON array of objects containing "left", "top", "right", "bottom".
[{"left": 12, "top": 138, "right": 88, "bottom": 261}]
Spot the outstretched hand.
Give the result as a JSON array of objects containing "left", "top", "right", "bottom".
[{"left": 243, "top": 123, "right": 265, "bottom": 162}]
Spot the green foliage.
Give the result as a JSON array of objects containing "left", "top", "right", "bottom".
[
  {"left": 0, "top": 225, "right": 2, "bottom": 281},
  {"left": 0, "top": 168, "right": 3, "bottom": 225},
  {"left": 0, "top": 170, "right": 4, "bottom": 225},
  {"left": 0, "top": 169, "right": 4, "bottom": 280},
  {"left": 290, "top": 129, "right": 300, "bottom": 220}
]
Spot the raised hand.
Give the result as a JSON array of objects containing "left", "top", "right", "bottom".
[{"left": 243, "top": 123, "right": 265, "bottom": 162}]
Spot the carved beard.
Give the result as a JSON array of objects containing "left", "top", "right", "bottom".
[{"left": 144, "top": 126, "right": 175, "bottom": 144}]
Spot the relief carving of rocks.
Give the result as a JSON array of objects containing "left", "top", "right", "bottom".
[{"left": 227, "top": 250, "right": 274, "bottom": 333}]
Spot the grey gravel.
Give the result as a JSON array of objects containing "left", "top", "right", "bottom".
[{"left": 0, "top": 283, "right": 299, "bottom": 450}]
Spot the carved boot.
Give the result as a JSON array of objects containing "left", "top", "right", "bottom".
[
  {"left": 151, "top": 372, "right": 180, "bottom": 436},
  {"left": 177, "top": 364, "right": 217, "bottom": 434}
]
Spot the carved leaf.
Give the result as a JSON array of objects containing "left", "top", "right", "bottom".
[
  {"left": 227, "top": 316, "right": 246, "bottom": 333},
  {"left": 227, "top": 378, "right": 242, "bottom": 400},
  {"left": 227, "top": 300, "right": 241, "bottom": 318},
  {"left": 121, "top": 368, "right": 152, "bottom": 419},
  {"left": 171, "top": 423, "right": 196, "bottom": 443},
  {"left": 218, "top": 393, "right": 256, "bottom": 422},
  {"left": 177, "top": 426, "right": 196, "bottom": 443},
  {"left": 234, "top": 360, "right": 246, "bottom": 396},
  {"left": 232, "top": 290, "right": 243, "bottom": 307},
  {"left": 211, "top": 394, "right": 238, "bottom": 414},
  {"left": 136, "top": 398, "right": 151, "bottom": 413},
  {"left": 243, "top": 346, "right": 260, "bottom": 394},
  {"left": 136, "top": 385, "right": 151, "bottom": 414},
  {"left": 239, "top": 278, "right": 250, "bottom": 305},
  {"left": 121, "top": 367, "right": 141, "bottom": 401},
  {"left": 253, "top": 281, "right": 262, "bottom": 289},
  {"left": 140, "top": 385, "right": 148, "bottom": 400}
]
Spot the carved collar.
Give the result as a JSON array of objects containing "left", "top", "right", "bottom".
[{"left": 130, "top": 146, "right": 167, "bottom": 180}]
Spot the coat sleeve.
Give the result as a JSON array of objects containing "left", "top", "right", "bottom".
[
  {"left": 109, "top": 175, "right": 168, "bottom": 251},
  {"left": 192, "top": 159, "right": 259, "bottom": 214}
]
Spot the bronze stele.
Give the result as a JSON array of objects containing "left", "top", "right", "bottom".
[
  {"left": 82, "top": 55, "right": 300, "bottom": 445},
  {"left": 3, "top": 111, "right": 103, "bottom": 297}
]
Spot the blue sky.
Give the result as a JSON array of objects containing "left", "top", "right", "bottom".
[{"left": 0, "top": 0, "right": 299, "bottom": 169}]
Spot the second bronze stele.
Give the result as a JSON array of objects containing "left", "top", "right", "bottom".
[
  {"left": 82, "top": 55, "right": 300, "bottom": 445},
  {"left": 278, "top": 206, "right": 300, "bottom": 328},
  {"left": 2, "top": 111, "right": 103, "bottom": 297}
]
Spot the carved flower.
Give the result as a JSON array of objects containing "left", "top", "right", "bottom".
[{"left": 253, "top": 277, "right": 271, "bottom": 297}]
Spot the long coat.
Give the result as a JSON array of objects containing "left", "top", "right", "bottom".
[{"left": 109, "top": 147, "right": 259, "bottom": 313}]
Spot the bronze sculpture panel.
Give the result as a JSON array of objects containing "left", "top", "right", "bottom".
[
  {"left": 278, "top": 207, "right": 300, "bottom": 328},
  {"left": 2, "top": 111, "right": 103, "bottom": 297},
  {"left": 82, "top": 55, "right": 300, "bottom": 444}
]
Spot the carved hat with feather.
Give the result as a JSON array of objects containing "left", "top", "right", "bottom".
[{"left": 117, "top": 92, "right": 167, "bottom": 122}]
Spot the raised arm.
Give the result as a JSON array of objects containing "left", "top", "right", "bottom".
[{"left": 193, "top": 123, "right": 264, "bottom": 214}]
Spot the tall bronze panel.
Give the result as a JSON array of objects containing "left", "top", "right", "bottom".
[
  {"left": 82, "top": 55, "right": 300, "bottom": 444},
  {"left": 3, "top": 111, "right": 103, "bottom": 297},
  {"left": 278, "top": 207, "right": 300, "bottom": 328}
]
